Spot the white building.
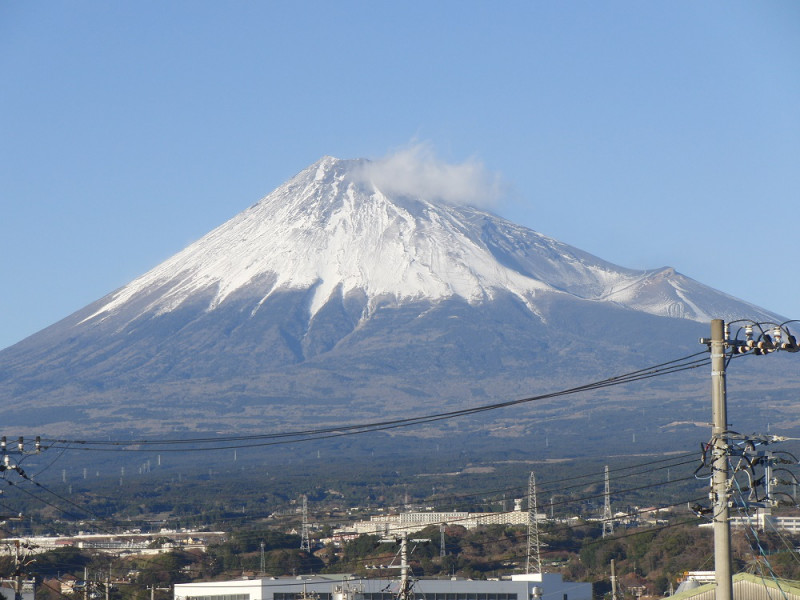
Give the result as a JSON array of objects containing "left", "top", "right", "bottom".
[
  {"left": 175, "top": 573, "right": 591, "bottom": 600},
  {"left": 702, "top": 509, "right": 800, "bottom": 534},
  {"left": 0, "top": 531, "right": 226, "bottom": 557},
  {"left": 349, "top": 508, "right": 544, "bottom": 537}
]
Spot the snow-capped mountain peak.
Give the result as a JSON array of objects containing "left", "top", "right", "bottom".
[{"left": 82, "top": 157, "right": 775, "bottom": 326}]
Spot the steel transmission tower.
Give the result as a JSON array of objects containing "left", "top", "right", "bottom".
[
  {"left": 300, "top": 494, "right": 311, "bottom": 551},
  {"left": 526, "top": 472, "right": 542, "bottom": 574},
  {"left": 602, "top": 465, "right": 613, "bottom": 538}
]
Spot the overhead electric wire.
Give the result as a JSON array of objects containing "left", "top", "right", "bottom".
[
  {"left": 2, "top": 478, "right": 84, "bottom": 520},
  {"left": 1, "top": 458, "right": 703, "bottom": 543},
  {"left": 187, "top": 472, "right": 706, "bottom": 536},
  {"left": 60, "top": 449, "right": 699, "bottom": 512},
  {"left": 1, "top": 453, "right": 694, "bottom": 533},
  {"left": 29, "top": 442, "right": 72, "bottom": 478},
  {"left": 44, "top": 451, "right": 699, "bottom": 532},
  {"left": 310, "top": 501, "right": 707, "bottom": 572},
  {"left": 426, "top": 455, "right": 700, "bottom": 510},
  {"left": 0, "top": 351, "right": 721, "bottom": 576},
  {"left": 120, "top": 497, "right": 706, "bottom": 580},
  {"left": 1, "top": 485, "right": 709, "bottom": 584},
  {"left": 41, "top": 351, "right": 711, "bottom": 452},
  {"left": 2, "top": 475, "right": 125, "bottom": 535}
]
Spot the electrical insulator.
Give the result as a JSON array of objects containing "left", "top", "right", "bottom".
[
  {"left": 35, "top": 436, "right": 41, "bottom": 452},
  {"left": 784, "top": 335, "right": 799, "bottom": 352},
  {"left": 757, "top": 336, "right": 774, "bottom": 351},
  {"left": 17, "top": 437, "right": 23, "bottom": 452}
]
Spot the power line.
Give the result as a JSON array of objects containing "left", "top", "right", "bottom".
[
  {"left": 3, "top": 451, "right": 700, "bottom": 535},
  {"left": 41, "top": 351, "right": 710, "bottom": 452}
]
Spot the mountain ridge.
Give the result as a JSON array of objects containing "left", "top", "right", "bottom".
[
  {"left": 0, "top": 156, "right": 790, "bottom": 443},
  {"left": 78, "top": 156, "right": 777, "bottom": 330}
]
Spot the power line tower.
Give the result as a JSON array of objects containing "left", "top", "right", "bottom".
[
  {"left": 526, "top": 472, "right": 542, "bottom": 574},
  {"left": 602, "top": 465, "right": 613, "bottom": 538},
  {"left": 300, "top": 494, "right": 311, "bottom": 551}
]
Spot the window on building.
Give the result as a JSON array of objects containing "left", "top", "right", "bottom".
[{"left": 187, "top": 594, "right": 250, "bottom": 600}]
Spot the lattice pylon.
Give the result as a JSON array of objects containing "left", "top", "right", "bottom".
[
  {"left": 602, "top": 465, "right": 614, "bottom": 538},
  {"left": 526, "top": 472, "right": 542, "bottom": 574},
  {"left": 300, "top": 494, "right": 311, "bottom": 551}
]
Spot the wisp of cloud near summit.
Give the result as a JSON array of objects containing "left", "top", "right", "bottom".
[{"left": 355, "top": 144, "right": 505, "bottom": 210}]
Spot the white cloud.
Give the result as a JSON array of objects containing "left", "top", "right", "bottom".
[{"left": 354, "top": 143, "right": 504, "bottom": 209}]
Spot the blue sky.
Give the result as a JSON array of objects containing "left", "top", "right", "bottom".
[{"left": 1, "top": 2, "right": 798, "bottom": 350}]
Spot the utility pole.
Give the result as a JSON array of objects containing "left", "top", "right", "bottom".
[
  {"left": 399, "top": 532, "right": 410, "bottom": 600},
  {"left": 14, "top": 541, "right": 23, "bottom": 600},
  {"left": 695, "top": 319, "right": 799, "bottom": 600},
  {"left": 439, "top": 523, "right": 445, "bottom": 558},
  {"left": 373, "top": 532, "right": 429, "bottom": 600},
  {"left": 610, "top": 559, "right": 618, "bottom": 600},
  {"left": 0, "top": 437, "right": 44, "bottom": 600},
  {"left": 260, "top": 541, "right": 266, "bottom": 574},
  {"left": 710, "top": 319, "right": 733, "bottom": 600}
]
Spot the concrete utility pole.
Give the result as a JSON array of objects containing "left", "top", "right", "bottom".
[
  {"left": 260, "top": 541, "right": 266, "bottom": 574},
  {"left": 375, "top": 531, "right": 429, "bottom": 600},
  {"left": 14, "top": 541, "right": 22, "bottom": 600},
  {"left": 710, "top": 319, "right": 733, "bottom": 600},
  {"left": 698, "top": 319, "right": 799, "bottom": 600},
  {"left": 610, "top": 559, "right": 618, "bottom": 600},
  {"left": 399, "top": 532, "right": 410, "bottom": 600}
]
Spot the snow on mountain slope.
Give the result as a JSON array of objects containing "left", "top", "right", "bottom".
[{"left": 82, "top": 156, "right": 775, "bottom": 327}]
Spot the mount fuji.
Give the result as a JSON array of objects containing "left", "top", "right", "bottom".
[
  {"left": 0, "top": 157, "right": 790, "bottom": 448},
  {"left": 76, "top": 156, "right": 771, "bottom": 327}
]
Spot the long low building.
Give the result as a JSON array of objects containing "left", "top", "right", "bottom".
[
  {"left": 174, "top": 573, "right": 591, "bottom": 600},
  {"left": 699, "top": 510, "right": 800, "bottom": 534},
  {"left": 348, "top": 505, "right": 547, "bottom": 537},
  {"left": 0, "top": 531, "right": 227, "bottom": 556}
]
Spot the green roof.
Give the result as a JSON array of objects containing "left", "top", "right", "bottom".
[{"left": 669, "top": 573, "right": 800, "bottom": 600}]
